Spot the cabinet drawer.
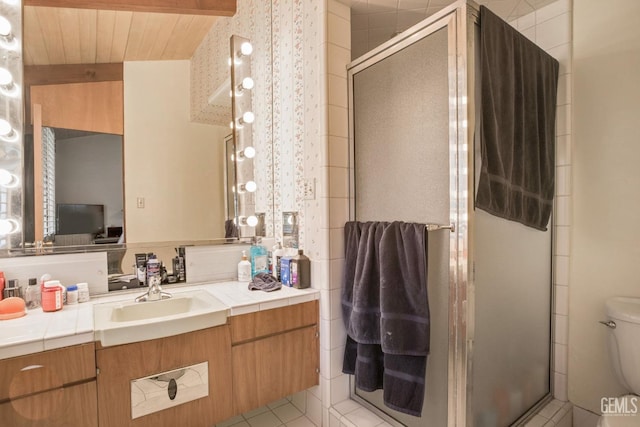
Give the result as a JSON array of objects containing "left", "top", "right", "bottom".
[
  {"left": 232, "top": 325, "right": 319, "bottom": 413},
  {"left": 0, "top": 343, "right": 96, "bottom": 401},
  {"left": 0, "top": 380, "right": 97, "bottom": 427},
  {"left": 230, "top": 301, "right": 318, "bottom": 343}
]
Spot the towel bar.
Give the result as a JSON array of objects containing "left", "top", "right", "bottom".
[{"left": 426, "top": 223, "right": 455, "bottom": 233}]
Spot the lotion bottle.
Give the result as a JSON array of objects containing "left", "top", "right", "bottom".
[
  {"left": 237, "top": 250, "right": 251, "bottom": 282},
  {"left": 272, "top": 242, "right": 285, "bottom": 281}
]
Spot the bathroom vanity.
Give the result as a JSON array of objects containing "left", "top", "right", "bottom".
[{"left": 0, "top": 284, "right": 319, "bottom": 427}]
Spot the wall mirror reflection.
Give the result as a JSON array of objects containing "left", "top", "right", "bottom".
[{"left": 10, "top": 1, "right": 275, "bottom": 260}]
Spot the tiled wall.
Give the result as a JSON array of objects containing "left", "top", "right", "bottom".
[{"left": 509, "top": 0, "right": 573, "bottom": 402}]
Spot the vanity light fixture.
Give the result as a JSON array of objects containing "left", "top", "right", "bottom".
[
  {"left": 237, "top": 146, "right": 256, "bottom": 160},
  {"left": 0, "top": 218, "right": 19, "bottom": 236},
  {"left": 238, "top": 180, "right": 257, "bottom": 193},
  {"left": 0, "top": 67, "right": 17, "bottom": 97},
  {"left": 240, "top": 111, "right": 254, "bottom": 124},
  {"left": 235, "top": 77, "right": 254, "bottom": 95},
  {"left": 0, "top": 16, "right": 16, "bottom": 50},
  {"left": 238, "top": 215, "right": 259, "bottom": 227},
  {"left": 0, "top": 168, "right": 18, "bottom": 188},
  {"left": 239, "top": 41, "right": 253, "bottom": 57},
  {"left": 0, "top": 118, "right": 17, "bottom": 142}
]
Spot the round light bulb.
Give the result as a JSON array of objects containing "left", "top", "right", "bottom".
[
  {"left": 0, "top": 218, "right": 19, "bottom": 235},
  {"left": 0, "top": 16, "right": 11, "bottom": 37},
  {"left": 246, "top": 215, "right": 258, "bottom": 227},
  {"left": 229, "top": 121, "right": 234, "bottom": 129},
  {"left": 0, "top": 119, "right": 12, "bottom": 137},
  {"left": 241, "top": 77, "right": 254, "bottom": 90},
  {"left": 244, "top": 181, "right": 257, "bottom": 193},
  {"left": 0, "top": 68, "right": 12, "bottom": 86},
  {"left": 240, "top": 42, "right": 253, "bottom": 56},
  {"left": 242, "top": 111, "right": 255, "bottom": 124},
  {"left": 243, "top": 146, "right": 256, "bottom": 159},
  {"left": 0, "top": 168, "right": 17, "bottom": 187}
]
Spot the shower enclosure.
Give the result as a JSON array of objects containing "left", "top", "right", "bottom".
[{"left": 346, "top": 1, "right": 553, "bottom": 426}]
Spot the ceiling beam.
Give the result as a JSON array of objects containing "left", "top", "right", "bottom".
[{"left": 23, "top": 0, "right": 236, "bottom": 17}]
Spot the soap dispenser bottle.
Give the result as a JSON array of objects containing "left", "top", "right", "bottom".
[
  {"left": 249, "top": 237, "right": 269, "bottom": 278},
  {"left": 237, "top": 250, "right": 251, "bottom": 282}
]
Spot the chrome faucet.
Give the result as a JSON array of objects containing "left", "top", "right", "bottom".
[{"left": 135, "top": 276, "right": 171, "bottom": 302}]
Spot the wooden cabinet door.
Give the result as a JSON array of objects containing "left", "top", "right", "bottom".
[
  {"left": 232, "top": 325, "right": 319, "bottom": 414},
  {"left": 96, "top": 326, "right": 233, "bottom": 427},
  {"left": 0, "top": 381, "right": 98, "bottom": 427}
]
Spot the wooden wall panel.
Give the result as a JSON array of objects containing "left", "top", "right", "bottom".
[{"left": 30, "top": 81, "right": 124, "bottom": 135}]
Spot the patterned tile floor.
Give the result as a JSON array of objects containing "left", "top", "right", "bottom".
[{"left": 216, "top": 398, "right": 316, "bottom": 427}]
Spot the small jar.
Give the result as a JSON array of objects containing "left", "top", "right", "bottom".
[
  {"left": 42, "top": 280, "right": 63, "bottom": 312},
  {"left": 66, "top": 285, "right": 78, "bottom": 305},
  {"left": 77, "top": 283, "right": 90, "bottom": 303},
  {"left": 25, "top": 278, "right": 41, "bottom": 309}
]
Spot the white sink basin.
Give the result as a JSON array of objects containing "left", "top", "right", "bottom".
[{"left": 94, "top": 290, "right": 228, "bottom": 347}]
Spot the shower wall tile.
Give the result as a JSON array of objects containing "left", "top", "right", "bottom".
[
  {"left": 556, "top": 165, "right": 571, "bottom": 196},
  {"left": 547, "top": 43, "right": 572, "bottom": 75},
  {"left": 516, "top": 11, "right": 536, "bottom": 30},
  {"left": 329, "top": 105, "right": 349, "bottom": 138},
  {"left": 554, "top": 196, "right": 570, "bottom": 226},
  {"left": 554, "top": 343, "right": 568, "bottom": 374},
  {"left": 329, "top": 167, "right": 349, "bottom": 198},
  {"left": 535, "top": 12, "right": 571, "bottom": 50},
  {"left": 556, "top": 104, "right": 572, "bottom": 136},
  {"left": 329, "top": 136, "right": 350, "bottom": 168},
  {"left": 555, "top": 255, "right": 570, "bottom": 286},
  {"left": 327, "top": 44, "right": 351, "bottom": 78},
  {"left": 330, "top": 228, "right": 345, "bottom": 261},
  {"left": 554, "top": 285, "right": 569, "bottom": 316},
  {"left": 554, "top": 226, "right": 571, "bottom": 256},
  {"left": 328, "top": 11, "right": 351, "bottom": 50},
  {"left": 535, "top": 0, "right": 571, "bottom": 25},
  {"left": 554, "top": 314, "right": 569, "bottom": 345},
  {"left": 330, "top": 374, "right": 351, "bottom": 405},
  {"left": 556, "top": 73, "right": 572, "bottom": 105},
  {"left": 330, "top": 259, "right": 344, "bottom": 291},
  {"left": 553, "top": 372, "right": 568, "bottom": 401},
  {"left": 556, "top": 134, "right": 571, "bottom": 166},
  {"left": 329, "top": 198, "right": 349, "bottom": 229}
]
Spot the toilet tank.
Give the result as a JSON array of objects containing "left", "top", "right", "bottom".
[{"left": 605, "top": 297, "right": 640, "bottom": 395}]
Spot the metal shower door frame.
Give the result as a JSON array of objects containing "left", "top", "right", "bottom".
[{"left": 346, "top": 1, "right": 477, "bottom": 426}]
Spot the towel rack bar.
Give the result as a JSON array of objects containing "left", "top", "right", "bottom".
[{"left": 426, "top": 223, "right": 455, "bottom": 233}]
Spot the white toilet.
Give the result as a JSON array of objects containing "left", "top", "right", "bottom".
[{"left": 598, "top": 297, "right": 640, "bottom": 427}]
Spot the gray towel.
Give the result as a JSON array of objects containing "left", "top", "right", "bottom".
[
  {"left": 476, "top": 6, "right": 559, "bottom": 231},
  {"left": 248, "top": 273, "right": 281, "bottom": 292},
  {"left": 341, "top": 221, "right": 429, "bottom": 416}
]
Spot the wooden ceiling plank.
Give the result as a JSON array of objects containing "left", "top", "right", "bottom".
[
  {"left": 163, "top": 15, "right": 216, "bottom": 60},
  {"left": 123, "top": 12, "right": 148, "bottom": 61},
  {"left": 110, "top": 11, "right": 133, "bottom": 63},
  {"left": 34, "top": 7, "right": 66, "bottom": 64},
  {"left": 160, "top": 14, "right": 195, "bottom": 60},
  {"left": 57, "top": 8, "right": 82, "bottom": 64},
  {"left": 23, "top": 6, "right": 51, "bottom": 66},
  {"left": 145, "top": 13, "right": 180, "bottom": 60},
  {"left": 78, "top": 8, "right": 98, "bottom": 63},
  {"left": 23, "top": 0, "right": 237, "bottom": 17},
  {"left": 96, "top": 10, "right": 116, "bottom": 63}
]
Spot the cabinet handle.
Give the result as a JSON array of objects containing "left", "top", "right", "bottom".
[{"left": 20, "top": 364, "right": 45, "bottom": 372}]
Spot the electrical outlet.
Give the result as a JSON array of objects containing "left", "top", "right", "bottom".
[
  {"left": 137, "top": 197, "right": 145, "bottom": 208},
  {"left": 303, "top": 179, "right": 316, "bottom": 200}
]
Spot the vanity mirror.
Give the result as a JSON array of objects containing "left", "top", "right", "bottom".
[{"left": 0, "top": 0, "right": 276, "bottom": 256}]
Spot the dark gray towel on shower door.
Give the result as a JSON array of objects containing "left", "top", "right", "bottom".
[
  {"left": 341, "top": 221, "right": 429, "bottom": 416},
  {"left": 476, "top": 6, "right": 559, "bottom": 231}
]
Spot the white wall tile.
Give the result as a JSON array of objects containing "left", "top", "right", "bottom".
[
  {"left": 554, "top": 284, "right": 569, "bottom": 315},
  {"left": 517, "top": 11, "right": 536, "bottom": 30},
  {"left": 320, "top": 290, "right": 332, "bottom": 320},
  {"left": 330, "top": 288, "right": 342, "bottom": 319},
  {"left": 556, "top": 104, "right": 572, "bottom": 136},
  {"left": 554, "top": 226, "right": 570, "bottom": 256},
  {"left": 351, "top": 15, "right": 369, "bottom": 31},
  {"left": 556, "top": 73, "right": 572, "bottom": 106},
  {"left": 330, "top": 228, "right": 345, "bottom": 260},
  {"left": 331, "top": 346, "right": 345, "bottom": 378},
  {"left": 521, "top": 26, "right": 536, "bottom": 43},
  {"left": 329, "top": 411, "right": 341, "bottom": 427},
  {"left": 328, "top": 0, "right": 350, "bottom": 21},
  {"left": 329, "top": 136, "right": 350, "bottom": 168},
  {"left": 329, "top": 167, "right": 349, "bottom": 198},
  {"left": 327, "top": 44, "right": 351, "bottom": 78},
  {"left": 553, "top": 372, "right": 568, "bottom": 401},
  {"left": 329, "top": 198, "right": 349, "bottom": 229},
  {"left": 554, "top": 343, "right": 568, "bottom": 374},
  {"left": 536, "top": 13, "right": 571, "bottom": 50},
  {"left": 554, "top": 314, "right": 569, "bottom": 345},
  {"left": 535, "top": 0, "right": 571, "bottom": 24},
  {"left": 331, "top": 318, "right": 347, "bottom": 349},
  {"left": 328, "top": 13, "right": 351, "bottom": 51},
  {"left": 333, "top": 399, "right": 361, "bottom": 415},
  {"left": 344, "top": 407, "right": 382, "bottom": 427},
  {"left": 330, "top": 374, "right": 351, "bottom": 405},
  {"left": 328, "top": 75, "right": 348, "bottom": 109},
  {"left": 554, "top": 196, "right": 570, "bottom": 226},
  {"left": 330, "top": 259, "right": 344, "bottom": 291},
  {"left": 328, "top": 105, "right": 349, "bottom": 138},
  {"left": 555, "top": 255, "right": 569, "bottom": 286},
  {"left": 556, "top": 134, "right": 571, "bottom": 166}
]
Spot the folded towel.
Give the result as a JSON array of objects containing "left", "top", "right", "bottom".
[
  {"left": 248, "top": 273, "right": 281, "bottom": 292},
  {"left": 476, "top": 6, "right": 559, "bottom": 231}
]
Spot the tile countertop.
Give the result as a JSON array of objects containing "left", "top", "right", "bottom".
[{"left": 0, "top": 281, "right": 319, "bottom": 361}]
